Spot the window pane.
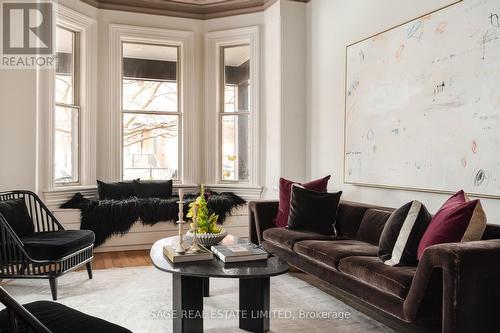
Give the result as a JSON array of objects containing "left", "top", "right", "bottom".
[
  {"left": 221, "top": 114, "right": 249, "bottom": 181},
  {"left": 224, "top": 84, "right": 237, "bottom": 112},
  {"left": 123, "top": 79, "right": 177, "bottom": 112},
  {"left": 122, "top": 43, "right": 178, "bottom": 112},
  {"left": 54, "top": 106, "right": 78, "bottom": 184},
  {"left": 55, "top": 27, "right": 74, "bottom": 105},
  {"left": 223, "top": 45, "right": 250, "bottom": 113},
  {"left": 123, "top": 113, "right": 179, "bottom": 180}
]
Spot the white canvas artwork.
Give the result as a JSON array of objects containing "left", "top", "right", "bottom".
[{"left": 344, "top": 0, "right": 500, "bottom": 197}]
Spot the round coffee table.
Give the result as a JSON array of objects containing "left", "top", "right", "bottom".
[{"left": 150, "top": 235, "right": 289, "bottom": 333}]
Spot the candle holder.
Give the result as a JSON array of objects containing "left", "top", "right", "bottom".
[
  {"left": 174, "top": 201, "right": 187, "bottom": 254},
  {"left": 175, "top": 189, "right": 187, "bottom": 254},
  {"left": 187, "top": 204, "right": 203, "bottom": 253}
]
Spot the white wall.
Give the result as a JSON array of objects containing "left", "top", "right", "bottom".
[
  {"left": 306, "top": 0, "right": 500, "bottom": 222},
  {"left": 280, "top": 0, "right": 307, "bottom": 182},
  {"left": 0, "top": 70, "right": 37, "bottom": 192},
  {"left": 262, "top": 1, "right": 282, "bottom": 198},
  {"left": 260, "top": 0, "right": 309, "bottom": 198}
]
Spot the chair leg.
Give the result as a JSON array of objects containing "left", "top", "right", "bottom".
[
  {"left": 86, "top": 262, "right": 93, "bottom": 279},
  {"left": 49, "top": 278, "right": 57, "bottom": 301}
]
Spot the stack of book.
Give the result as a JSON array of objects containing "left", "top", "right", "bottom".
[
  {"left": 163, "top": 245, "right": 213, "bottom": 263},
  {"left": 211, "top": 243, "right": 268, "bottom": 263}
]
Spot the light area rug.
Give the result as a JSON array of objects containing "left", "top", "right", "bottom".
[{"left": 0, "top": 266, "right": 394, "bottom": 333}]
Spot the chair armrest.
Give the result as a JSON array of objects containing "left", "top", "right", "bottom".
[
  {"left": 406, "top": 240, "right": 500, "bottom": 333},
  {"left": 248, "top": 200, "right": 279, "bottom": 244},
  {"left": 0, "top": 287, "right": 51, "bottom": 333}
]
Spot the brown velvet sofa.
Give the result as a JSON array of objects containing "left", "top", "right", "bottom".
[{"left": 249, "top": 200, "right": 500, "bottom": 333}]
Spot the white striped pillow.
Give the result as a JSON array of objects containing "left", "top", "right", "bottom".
[{"left": 378, "top": 201, "right": 432, "bottom": 266}]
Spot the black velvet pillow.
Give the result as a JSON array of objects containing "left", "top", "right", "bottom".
[
  {"left": 0, "top": 199, "right": 34, "bottom": 236},
  {"left": 133, "top": 179, "right": 173, "bottom": 199},
  {"left": 287, "top": 185, "right": 342, "bottom": 235},
  {"left": 97, "top": 180, "right": 135, "bottom": 200},
  {"left": 378, "top": 200, "right": 432, "bottom": 266}
]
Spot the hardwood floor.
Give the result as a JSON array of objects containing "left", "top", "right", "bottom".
[{"left": 82, "top": 250, "right": 152, "bottom": 270}]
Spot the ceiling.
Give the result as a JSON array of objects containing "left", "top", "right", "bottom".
[{"left": 81, "top": 0, "right": 309, "bottom": 19}]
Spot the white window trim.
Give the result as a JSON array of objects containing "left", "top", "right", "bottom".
[
  {"left": 37, "top": 5, "right": 97, "bottom": 198},
  {"left": 108, "top": 24, "right": 196, "bottom": 184},
  {"left": 204, "top": 26, "right": 261, "bottom": 187}
]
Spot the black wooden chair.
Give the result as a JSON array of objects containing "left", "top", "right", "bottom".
[
  {"left": 0, "top": 286, "right": 131, "bottom": 333},
  {"left": 0, "top": 190, "right": 94, "bottom": 300}
]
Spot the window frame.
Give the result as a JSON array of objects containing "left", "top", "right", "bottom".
[
  {"left": 108, "top": 25, "right": 196, "bottom": 185},
  {"left": 205, "top": 27, "right": 260, "bottom": 186},
  {"left": 219, "top": 44, "right": 251, "bottom": 182},
  {"left": 37, "top": 5, "right": 97, "bottom": 194},
  {"left": 120, "top": 41, "right": 182, "bottom": 181},
  {"left": 54, "top": 25, "right": 81, "bottom": 186}
]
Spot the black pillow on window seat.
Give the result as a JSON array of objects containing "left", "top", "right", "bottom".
[
  {"left": 287, "top": 185, "right": 342, "bottom": 236},
  {"left": 0, "top": 198, "right": 34, "bottom": 237},
  {"left": 97, "top": 180, "right": 135, "bottom": 200},
  {"left": 133, "top": 179, "right": 173, "bottom": 199}
]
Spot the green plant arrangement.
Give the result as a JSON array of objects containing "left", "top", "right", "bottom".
[{"left": 187, "top": 185, "right": 222, "bottom": 234}]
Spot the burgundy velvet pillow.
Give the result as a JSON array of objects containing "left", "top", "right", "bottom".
[
  {"left": 273, "top": 175, "right": 331, "bottom": 227},
  {"left": 417, "top": 190, "right": 486, "bottom": 260}
]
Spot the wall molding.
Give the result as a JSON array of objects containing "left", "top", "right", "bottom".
[{"left": 82, "top": 0, "right": 310, "bottom": 20}]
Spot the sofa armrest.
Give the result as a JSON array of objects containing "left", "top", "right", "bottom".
[
  {"left": 406, "top": 240, "right": 500, "bottom": 333},
  {"left": 248, "top": 201, "right": 279, "bottom": 244}
]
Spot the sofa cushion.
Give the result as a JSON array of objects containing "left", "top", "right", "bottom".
[
  {"left": 418, "top": 190, "right": 486, "bottom": 260},
  {"left": 378, "top": 201, "right": 432, "bottom": 266},
  {"left": 294, "top": 239, "right": 378, "bottom": 269},
  {"left": 287, "top": 186, "right": 342, "bottom": 235},
  {"left": 338, "top": 256, "right": 416, "bottom": 299},
  {"left": 356, "top": 209, "right": 393, "bottom": 246},
  {"left": 21, "top": 230, "right": 95, "bottom": 260},
  {"left": 0, "top": 300, "right": 132, "bottom": 333},
  {"left": 0, "top": 198, "right": 34, "bottom": 237},
  {"left": 263, "top": 227, "right": 344, "bottom": 250},
  {"left": 274, "top": 175, "right": 331, "bottom": 227},
  {"left": 335, "top": 201, "right": 394, "bottom": 239}
]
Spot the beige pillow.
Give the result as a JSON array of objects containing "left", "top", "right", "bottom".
[{"left": 461, "top": 194, "right": 487, "bottom": 242}]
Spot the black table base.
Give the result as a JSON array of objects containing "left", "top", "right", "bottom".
[
  {"left": 239, "top": 277, "right": 270, "bottom": 333},
  {"left": 173, "top": 276, "right": 270, "bottom": 333},
  {"left": 173, "top": 275, "right": 204, "bottom": 333}
]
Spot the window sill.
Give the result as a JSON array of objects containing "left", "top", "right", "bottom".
[
  {"left": 204, "top": 184, "right": 263, "bottom": 201},
  {"left": 43, "top": 185, "right": 97, "bottom": 209},
  {"left": 42, "top": 183, "right": 262, "bottom": 209}
]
